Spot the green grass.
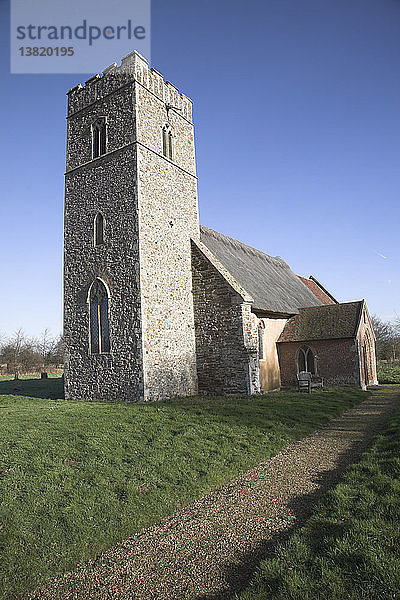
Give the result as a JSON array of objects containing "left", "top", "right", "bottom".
[
  {"left": 378, "top": 361, "right": 400, "bottom": 384},
  {"left": 0, "top": 378, "right": 366, "bottom": 599},
  {"left": 0, "top": 372, "right": 61, "bottom": 381},
  {"left": 237, "top": 406, "right": 400, "bottom": 600}
]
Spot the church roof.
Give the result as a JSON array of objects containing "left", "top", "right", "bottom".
[
  {"left": 199, "top": 226, "right": 323, "bottom": 314},
  {"left": 277, "top": 301, "right": 364, "bottom": 342},
  {"left": 297, "top": 275, "right": 338, "bottom": 305}
]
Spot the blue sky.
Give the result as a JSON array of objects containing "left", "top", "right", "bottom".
[{"left": 0, "top": 0, "right": 399, "bottom": 339}]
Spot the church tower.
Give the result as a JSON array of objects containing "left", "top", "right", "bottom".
[{"left": 64, "top": 51, "right": 199, "bottom": 401}]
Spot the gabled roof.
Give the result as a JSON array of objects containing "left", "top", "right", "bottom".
[
  {"left": 297, "top": 275, "right": 338, "bottom": 305},
  {"left": 200, "top": 226, "right": 323, "bottom": 314},
  {"left": 277, "top": 301, "right": 364, "bottom": 343}
]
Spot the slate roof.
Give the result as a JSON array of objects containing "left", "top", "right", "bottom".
[
  {"left": 199, "top": 225, "right": 323, "bottom": 314},
  {"left": 277, "top": 301, "right": 364, "bottom": 343}
]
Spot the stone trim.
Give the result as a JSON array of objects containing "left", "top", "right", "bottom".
[
  {"left": 65, "top": 140, "right": 198, "bottom": 179},
  {"left": 191, "top": 239, "right": 254, "bottom": 303}
]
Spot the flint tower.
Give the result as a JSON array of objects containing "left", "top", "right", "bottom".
[{"left": 64, "top": 51, "right": 199, "bottom": 401}]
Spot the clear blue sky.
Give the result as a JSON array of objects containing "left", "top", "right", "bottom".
[{"left": 1, "top": 0, "right": 399, "bottom": 339}]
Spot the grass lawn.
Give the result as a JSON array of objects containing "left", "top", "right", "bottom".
[
  {"left": 237, "top": 405, "right": 400, "bottom": 600},
  {"left": 0, "top": 372, "right": 61, "bottom": 382},
  {"left": 0, "top": 378, "right": 367, "bottom": 599},
  {"left": 378, "top": 361, "right": 400, "bottom": 384}
]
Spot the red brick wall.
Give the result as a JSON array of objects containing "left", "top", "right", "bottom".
[{"left": 277, "top": 338, "right": 360, "bottom": 387}]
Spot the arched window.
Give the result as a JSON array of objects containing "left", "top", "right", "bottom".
[
  {"left": 168, "top": 129, "right": 173, "bottom": 159},
  {"left": 297, "top": 346, "right": 316, "bottom": 374},
  {"left": 89, "top": 279, "right": 110, "bottom": 354},
  {"left": 92, "top": 118, "right": 106, "bottom": 158},
  {"left": 162, "top": 125, "right": 168, "bottom": 157},
  {"left": 258, "top": 321, "right": 265, "bottom": 360},
  {"left": 94, "top": 212, "right": 105, "bottom": 246},
  {"left": 162, "top": 124, "right": 173, "bottom": 159}
]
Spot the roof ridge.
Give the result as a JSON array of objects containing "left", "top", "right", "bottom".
[
  {"left": 299, "top": 300, "right": 363, "bottom": 311},
  {"left": 200, "top": 225, "right": 289, "bottom": 269}
]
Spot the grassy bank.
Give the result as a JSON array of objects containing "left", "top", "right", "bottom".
[
  {"left": 238, "top": 402, "right": 400, "bottom": 600},
  {"left": 378, "top": 361, "right": 400, "bottom": 384},
  {"left": 0, "top": 378, "right": 366, "bottom": 599}
]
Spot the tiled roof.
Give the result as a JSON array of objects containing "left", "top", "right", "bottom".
[
  {"left": 297, "top": 276, "right": 338, "bottom": 305},
  {"left": 277, "top": 301, "right": 364, "bottom": 342}
]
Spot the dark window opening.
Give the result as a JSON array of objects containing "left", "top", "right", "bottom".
[
  {"left": 168, "top": 130, "right": 173, "bottom": 159},
  {"left": 89, "top": 279, "right": 110, "bottom": 354},
  {"left": 162, "top": 126, "right": 168, "bottom": 157},
  {"left": 92, "top": 118, "right": 106, "bottom": 158},
  {"left": 297, "top": 346, "right": 316, "bottom": 374},
  {"left": 298, "top": 349, "right": 306, "bottom": 372},
  {"left": 162, "top": 125, "right": 173, "bottom": 160},
  {"left": 94, "top": 213, "right": 104, "bottom": 246}
]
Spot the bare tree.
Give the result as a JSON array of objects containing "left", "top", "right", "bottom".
[
  {"left": 371, "top": 315, "right": 400, "bottom": 362},
  {"left": 52, "top": 335, "right": 65, "bottom": 367},
  {"left": 394, "top": 315, "right": 400, "bottom": 336},
  {"left": 0, "top": 329, "right": 33, "bottom": 379},
  {"left": 35, "top": 328, "right": 58, "bottom": 373}
]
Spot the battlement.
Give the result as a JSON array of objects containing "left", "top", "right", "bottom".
[{"left": 67, "top": 50, "right": 193, "bottom": 122}]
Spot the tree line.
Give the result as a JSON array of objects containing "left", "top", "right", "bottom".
[
  {"left": 371, "top": 315, "right": 400, "bottom": 362},
  {"left": 0, "top": 329, "right": 64, "bottom": 379},
  {"left": 0, "top": 315, "right": 398, "bottom": 380}
]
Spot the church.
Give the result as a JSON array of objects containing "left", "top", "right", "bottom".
[{"left": 63, "top": 50, "right": 377, "bottom": 402}]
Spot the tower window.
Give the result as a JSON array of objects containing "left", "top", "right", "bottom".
[
  {"left": 92, "top": 118, "right": 107, "bottom": 158},
  {"left": 89, "top": 279, "right": 110, "bottom": 354},
  {"left": 168, "top": 129, "right": 173, "bottom": 159},
  {"left": 162, "top": 124, "right": 173, "bottom": 160},
  {"left": 94, "top": 212, "right": 105, "bottom": 246}
]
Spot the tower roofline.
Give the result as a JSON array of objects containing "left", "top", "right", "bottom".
[{"left": 66, "top": 50, "right": 193, "bottom": 123}]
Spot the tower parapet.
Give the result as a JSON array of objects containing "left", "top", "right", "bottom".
[{"left": 67, "top": 50, "right": 193, "bottom": 122}]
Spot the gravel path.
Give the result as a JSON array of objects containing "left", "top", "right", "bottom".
[{"left": 29, "top": 386, "right": 400, "bottom": 600}]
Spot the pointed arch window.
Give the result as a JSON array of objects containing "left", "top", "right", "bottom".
[
  {"left": 162, "top": 124, "right": 173, "bottom": 160},
  {"left": 94, "top": 212, "right": 105, "bottom": 246},
  {"left": 258, "top": 321, "right": 265, "bottom": 360},
  {"left": 89, "top": 279, "right": 110, "bottom": 354},
  {"left": 297, "top": 346, "right": 316, "bottom": 374},
  {"left": 168, "top": 129, "right": 173, "bottom": 159},
  {"left": 92, "top": 118, "right": 107, "bottom": 158}
]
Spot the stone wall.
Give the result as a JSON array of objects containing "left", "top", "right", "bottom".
[
  {"left": 135, "top": 69, "right": 199, "bottom": 400},
  {"left": 64, "top": 141, "right": 143, "bottom": 401},
  {"left": 191, "top": 243, "right": 255, "bottom": 395}
]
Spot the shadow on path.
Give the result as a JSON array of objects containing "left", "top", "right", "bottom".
[{"left": 195, "top": 387, "right": 400, "bottom": 600}]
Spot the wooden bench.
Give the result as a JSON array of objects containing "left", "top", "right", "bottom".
[{"left": 297, "top": 371, "right": 324, "bottom": 393}]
